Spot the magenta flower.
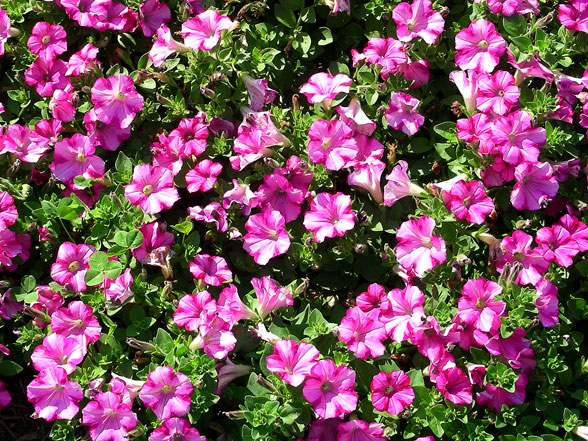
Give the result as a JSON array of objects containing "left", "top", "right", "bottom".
[
  {"left": 385, "top": 92, "right": 424, "bottom": 136},
  {"left": 0, "top": 289, "right": 22, "bottom": 320},
  {"left": 243, "top": 210, "right": 290, "bottom": 265},
  {"left": 488, "top": 0, "right": 539, "bottom": 16},
  {"left": 476, "top": 375, "right": 528, "bottom": 411},
  {"left": 27, "top": 22, "right": 67, "bottom": 58},
  {"left": 266, "top": 339, "right": 320, "bottom": 387},
  {"left": 511, "top": 162, "right": 559, "bottom": 211},
  {"left": 168, "top": 114, "right": 209, "bottom": 156},
  {"left": 215, "top": 359, "right": 252, "bottom": 394},
  {"left": 189, "top": 254, "right": 232, "bottom": 286},
  {"left": 125, "top": 164, "right": 180, "bottom": 214},
  {"left": 173, "top": 290, "right": 217, "bottom": 332},
  {"left": 256, "top": 172, "right": 305, "bottom": 222},
  {"left": 181, "top": 9, "right": 236, "bottom": 50},
  {"left": 436, "top": 367, "right": 473, "bottom": 405},
  {"left": 370, "top": 371, "right": 414, "bottom": 415},
  {"left": 31, "top": 333, "right": 86, "bottom": 374},
  {"left": 395, "top": 217, "right": 446, "bottom": 277},
  {"left": 392, "top": 0, "right": 444, "bottom": 44},
  {"left": 536, "top": 224, "right": 579, "bottom": 267},
  {"left": 559, "top": 0, "right": 588, "bottom": 33},
  {"left": 383, "top": 160, "right": 426, "bottom": 206},
  {"left": 139, "top": 366, "right": 193, "bottom": 420},
  {"left": 252, "top": 276, "right": 294, "bottom": 318},
  {"left": 337, "top": 98, "right": 377, "bottom": 135},
  {"left": 307, "top": 119, "right": 358, "bottom": 171},
  {"left": 25, "top": 57, "right": 70, "bottom": 97},
  {"left": 356, "top": 283, "right": 387, "bottom": 318},
  {"left": 242, "top": 74, "right": 277, "bottom": 111},
  {"left": 217, "top": 284, "right": 256, "bottom": 325},
  {"left": 351, "top": 38, "right": 407, "bottom": 80},
  {"left": 50, "top": 134, "right": 105, "bottom": 185},
  {"left": 338, "top": 307, "right": 387, "bottom": 359},
  {"left": 50, "top": 88, "right": 76, "bottom": 123},
  {"left": 348, "top": 160, "right": 386, "bottom": 204},
  {"left": 441, "top": 179, "right": 494, "bottom": 224},
  {"left": 0, "top": 124, "right": 49, "bottom": 163},
  {"left": 132, "top": 221, "right": 175, "bottom": 266},
  {"left": 149, "top": 24, "right": 190, "bottom": 67},
  {"left": 140, "top": 0, "right": 170, "bottom": 37},
  {"left": 0, "top": 191, "right": 17, "bottom": 229},
  {"left": 496, "top": 230, "right": 549, "bottom": 285},
  {"left": 337, "top": 420, "right": 386, "bottom": 441},
  {"left": 67, "top": 43, "right": 100, "bottom": 76},
  {"left": 150, "top": 418, "right": 206, "bottom": 441},
  {"left": 476, "top": 70, "right": 520, "bottom": 115},
  {"left": 492, "top": 110, "right": 546, "bottom": 165},
  {"left": 535, "top": 279, "right": 559, "bottom": 327},
  {"left": 51, "top": 301, "right": 102, "bottom": 345},
  {"left": 454, "top": 19, "right": 506, "bottom": 73},
  {"left": 380, "top": 285, "right": 426, "bottom": 343},
  {"left": 0, "top": 9, "right": 10, "bottom": 56},
  {"left": 27, "top": 367, "right": 83, "bottom": 421},
  {"left": 303, "top": 192, "right": 355, "bottom": 243},
  {"left": 193, "top": 317, "right": 237, "bottom": 359},
  {"left": 302, "top": 360, "right": 358, "bottom": 419},
  {"left": 84, "top": 109, "right": 131, "bottom": 151},
  {"left": 230, "top": 129, "right": 274, "bottom": 171},
  {"left": 188, "top": 202, "right": 228, "bottom": 233},
  {"left": 104, "top": 268, "right": 134, "bottom": 304},
  {"left": 50, "top": 242, "right": 95, "bottom": 293},
  {"left": 91, "top": 74, "right": 144, "bottom": 128},
  {"left": 31, "top": 286, "right": 64, "bottom": 329},
  {"left": 0, "top": 380, "right": 10, "bottom": 411},
  {"left": 82, "top": 391, "right": 138, "bottom": 441},
  {"left": 456, "top": 278, "right": 506, "bottom": 333},
  {"left": 186, "top": 159, "right": 222, "bottom": 193},
  {"left": 299, "top": 72, "right": 352, "bottom": 105}
]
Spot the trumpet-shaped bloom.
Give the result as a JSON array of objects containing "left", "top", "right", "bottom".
[
  {"left": 385, "top": 92, "right": 424, "bottom": 135},
  {"left": 535, "top": 224, "right": 579, "bottom": 267},
  {"left": 476, "top": 70, "right": 520, "bottom": 115},
  {"left": 51, "top": 301, "right": 102, "bottom": 346},
  {"left": 454, "top": 19, "right": 506, "bottom": 73},
  {"left": 149, "top": 24, "right": 190, "bottom": 67},
  {"left": 351, "top": 38, "right": 407, "bottom": 80},
  {"left": 188, "top": 202, "right": 228, "bottom": 233},
  {"left": 189, "top": 254, "right": 232, "bottom": 286},
  {"left": 67, "top": 43, "right": 100, "bottom": 76},
  {"left": 139, "top": 0, "right": 170, "bottom": 37},
  {"left": 181, "top": 9, "right": 236, "bottom": 50},
  {"left": 217, "top": 284, "right": 256, "bottom": 325},
  {"left": 338, "top": 307, "right": 387, "bottom": 359},
  {"left": 149, "top": 418, "right": 206, "bottom": 441},
  {"left": 266, "top": 339, "right": 320, "bottom": 387},
  {"left": 492, "top": 111, "right": 546, "bottom": 165},
  {"left": 535, "top": 279, "right": 559, "bottom": 327},
  {"left": 104, "top": 268, "right": 134, "bottom": 304},
  {"left": 395, "top": 217, "right": 446, "bottom": 277},
  {"left": 27, "top": 22, "right": 67, "bottom": 58},
  {"left": 139, "top": 366, "right": 193, "bottom": 420},
  {"left": 337, "top": 98, "right": 377, "bottom": 135},
  {"left": 50, "top": 242, "right": 95, "bottom": 293},
  {"left": 31, "top": 333, "right": 86, "bottom": 374},
  {"left": 302, "top": 360, "right": 358, "bottom": 419},
  {"left": 392, "top": 0, "right": 444, "bottom": 44},
  {"left": 173, "top": 291, "right": 217, "bottom": 332},
  {"left": 303, "top": 192, "right": 355, "bottom": 243},
  {"left": 50, "top": 134, "right": 105, "bottom": 185},
  {"left": 511, "top": 162, "right": 559, "bottom": 211},
  {"left": 559, "top": 0, "right": 588, "bottom": 33},
  {"left": 125, "top": 164, "right": 180, "bottom": 214},
  {"left": 383, "top": 160, "right": 425, "bottom": 206},
  {"left": 132, "top": 222, "right": 175, "bottom": 266},
  {"left": 380, "top": 285, "right": 426, "bottom": 342},
  {"left": 186, "top": 160, "right": 222, "bottom": 193},
  {"left": 299, "top": 72, "right": 352, "bottom": 104},
  {"left": 337, "top": 420, "right": 386, "bottom": 441},
  {"left": 242, "top": 75, "right": 277, "bottom": 111},
  {"left": 90, "top": 74, "right": 144, "bottom": 128},
  {"left": 25, "top": 57, "right": 70, "bottom": 97},
  {"left": 436, "top": 367, "right": 473, "bottom": 404},
  {"left": 256, "top": 173, "right": 305, "bottom": 222},
  {"left": 252, "top": 276, "right": 293, "bottom": 318},
  {"left": 441, "top": 179, "right": 494, "bottom": 224},
  {"left": 27, "top": 367, "right": 83, "bottom": 421},
  {"left": 82, "top": 391, "right": 138, "bottom": 441},
  {"left": 0, "top": 192, "right": 17, "bottom": 229},
  {"left": 215, "top": 360, "right": 253, "bottom": 395},
  {"left": 370, "top": 371, "right": 414, "bottom": 415},
  {"left": 307, "top": 119, "right": 358, "bottom": 171},
  {"left": 0, "top": 9, "right": 9, "bottom": 56},
  {"left": 194, "top": 317, "right": 237, "bottom": 359},
  {"left": 496, "top": 230, "right": 549, "bottom": 286},
  {"left": 456, "top": 278, "right": 505, "bottom": 333},
  {"left": 348, "top": 160, "right": 386, "bottom": 204},
  {"left": 243, "top": 210, "right": 290, "bottom": 265}
]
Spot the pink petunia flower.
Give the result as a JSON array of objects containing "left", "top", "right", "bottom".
[
  {"left": 104, "top": 268, "right": 134, "bottom": 304},
  {"left": 380, "top": 285, "right": 426, "bottom": 343},
  {"left": 188, "top": 202, "right": 229, "bottom": 233},
  {"left": 90, "top": 74, "right": 144, "bottom": 128},
  {"left": 356, "top": 283, "right": 387, "bottom": 319},
  {"left": 456, "top": 278, "right": 505, "bottom": 334},
  {"left": 51, "top": 301, "right": 102, "bottom": 346},
  {"left": 441, "top": 179, "right": 494, "bottom": 224},
  {"left": 189, "top": 254, "right": 232, "bottom": 286},
  {"left": 140, "top": 0, "right": 170, "bottom": 37},
  {"left": 303, "top": 192, "right": 355, "bottom": 243},
  {"left": 149, "top": 418, "right": 206, "bottom": 441},
  {"left": 215, "top": 359, "right": 252, "bottom": 395},
  {"left": 252, "top": 276, "right": 294, "bottom": 318},
  {"left": 536, "top": 224, "right": 579, "bottom": 267},
  {"left": 82, "top": 391, "right": 138, "bottom": 441},
  {"left": 435, "top": 367, "right": 473, "bottom": 404},
  {"left": 149, "top": 24, "right": 190, "bottom": 67},
  {"left": 139, "top": 366, "right": 193, "bottom": 420},
  {"left": 173, "top": 290, "right": 217, "bottom": 332},
  {"left": 186, "top": 159, "right": 222, "bottom": 193},
  {"left": 125, "top": 164, "right": 180, "bottom": 214},
  {"left": 242, "top": 74, "right": 277, "bottom": 111},
  {"left": 351, "top": 37, "right": 407, "bottom": 80},
  {"left": 559, "top": 0, "right": 588, "bottom": 33},
  {"left": 0, "top": 380, "right": 10, "bottom": 411},
  {"left": 266, "top": 339, "right": 320, "bottom": 387},
  {"left": 492, "top": 110, "right": 546, "bottom": 165},
  {"left": 496, "top": 230, "right": 549, "bottom": 285},
  {"left": 338, "top": 307, "right": 387, "bottom": 359},
  {"left": 50, "top": 242, "right": 95, "bottom": 293},
  {"left": 230, "top": 129, "right": 273, "bottom": 171},
  {"left": 0, "top": 289, "right": 22, "bottom": 320},
  {"left": 454, "top": 19, "right": 506, "bottom": 73},
  {"left": 255, "top": 172, "right": 305, "bottom": 222},
  {"left": 31, "top": 333, "right": 86, "bottom": 374},
  {"left": 84, "top": 109, "right": 131, "bottom": 151},
  {"left": 370, "top": 371, "right": 414, "bottom": 415},
  {"left": 67, "top": 43, "right": 100, "bottom": 76},
  {"left": 383, "top": 160, "right": 426, "bottom": 206},
  {"left": 0, "top": 9, "right": 10, "bottom": 56},
  {"left": 307, "top": 119, "right": 358, "bottom": 171},
  {"left": 299, "top": 72, "right": 352, "bottom": 105},
  {"left": 0, "top": 124, "right": 48, "bottom": 163},
  {"left": 181, "top": 9, "right": 236, "bottom": 50},
  {"left": 25, "top": 57, "right": 70, "bottom": 97},
  {"left": 487, "top": 0, "right": 539, "bottom": 16},
  {"left": 302, "top": 360, "right": 358, "bottom": 419},
  {"left": 535, "top": 279, "right": 559, "bottom": 327},
  {"left": 217, "top": 284, "right": 256, "bottom": 325},
  {"left": 337, "top": 98, "right": 377, "bottom": 135},
  {"left": 476, "top": 374, "right": 528, "bottom": 411},
  {"left": 31, "top": 286, "right": 64, "bottom": 329},
  {"left": 50, "top": 134, "right": 105, "bottom": 185},
  {"left": 476, "top": 70, "right": 520, "bottom": 115},
  {"left": 131, "top": 222, "right": 175, "bottom": 266},
  {"left": 337, "top": 420, "right": 386, "bottom": 441},
  {"left": 193, "top": 317, "right": 237, "bottom": 359},
  {"left": 27, "top": 367, "right": 83, "bottom": 421},
  {"left": 243, "top": 210, "right": 290, "bottom": 265},
  {"left": 395, "top": 217, "right": 446, "bottom": 277},
  {"left": 50, "top": 88, "right": 76, "bottom": 123},
  {"left": 511, "top": 161, "right": 559, "bottom": 211},
  {"left": 0, "top": 191, "right": 17, "bottom": 229},
  {"left": 392, "top": 0, "right": 445, "bottom": 44},
  {"left": 385, "top": 92, "right": 424, "bottom": 136},
  {"left": 27, "top": 22, "right": 67, "bottom": 58}
]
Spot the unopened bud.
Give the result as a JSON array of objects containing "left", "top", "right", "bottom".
[
  {"left": 455, "top": 254, "right": 471, "bottom": 266},
  {"left": 126, "top": 338, "right": 155, "bottom": 352}
]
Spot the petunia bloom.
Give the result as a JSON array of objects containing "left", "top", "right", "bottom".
[
  {"left": 181, "top": 9, "right": 236, "bottom": 51},
  {"left": 27, "top": 367, "right": 83, "bottom": 421},
  {"left": 307, "top": 119, "right": 358, "bottom": 171},
  {"left": 51, "top": 301, "right": 102, "bottom": 346},
  {"left": 31, "top": 333, "right": 86, "bottom": 374},
  {"left": 90, "top": 74, "right": 144, "bottom": 128},
  {"left": 370, "top": 371, "right": 415, "bottom": 415},
  {"left": 441, "top": 179, "right": 494, "bottom": 224},
  {"left": 392, "top": 0, "right": 445, "bottom": 44},
  {"left": 385, "top": 92, "right": 424, "bottom": 135},
  {"left": 510, "top": 162, "right": 559, "bottom": 211},
  {"left": 149, "top": 418, "right": 206, "bottom": 441},
  {"left": 299, "top": 72, "right": 352, "bottom": 105},
  {"left": 82, "top": 391, "right": 138, "bottom": 441},
  {"left": 50, "top": 134, "right": 105, "bottom": 185},
  {"left": 456, "top": 278, "right": 506, "bottom": 334},
  {"left": 139, "top": 366, "right": 194, "bottom": 420},
  {"left": 303, "top": 192, "right": 355, "bottom": 243},
  {"left": 243, "top": 210, "right": 290, "bottom": 265},
  {"left": 252, "top": 276, "right": 294, "bottom": 318},
  {"left": 338, "top": 307, "right": 387, "bottom": 359},
  {"left": 50, "top": 242, "right": 95, "bottom": 293},
  {"left": 125, "top": 164, "right": 180, "bottom": 214},
  {"left": 454, "top": 19, "right": 506, "bottom": 73},
  {"left": 27, "top": 22, "right": 67, "bottom": 58},
  {"left": 189, "top": 254, "right": 232, "bottom": 286},
  {"left": 266, "top": 339, "right": 320, "bottom": 387},
  {"left": 395, "top": 217, "right": 446, "bottom": 277}
]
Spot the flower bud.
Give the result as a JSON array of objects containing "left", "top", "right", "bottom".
[{"left": 126, "top": 338, "right": 155, "bottom": 352}]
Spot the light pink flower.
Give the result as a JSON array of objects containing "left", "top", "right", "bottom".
[
  {"left": 181, "top": 9, "right": 236, "bottom": 50},
  {"left": 307, "top": 119, "right": 358, "bottom": 171},
  {"left": 243, "top": 210, "right": 290, "bottom": 265},
  {"left": 535, "top": 279, "right": 559, "bottom": 327},
  {"left": 351, "top": 38, "right": 407, "bottom": 80},
  {"left": 104, "top": 268, "right": 134, "bottom": 304},
  {"left": 395, "top": 217, "right": 446, "bottom": 277},
  {"left": 449, "top": 70, "right": 480, "bottom": 115},
  {"left": 217, "top": 284, "right": 256, "bottom": 325},
  {"left": 194, "top": 317, "right": 237, "bottom": 359},
  {"left": 173, "top": 290, "right": 217, "bottom": 332},
  {"left": 492, "top": 110, "right": 546, "bottom": 165},
  {"left": 149, "top": 24, "right": 190, "bottom": 67},
  {"left": 370, "top": 371, "right": 414, "bottom": 415},
  {"left": 0, "top": 125, "right": 48, "bottom": 163},
  {"left": 50, "top": 242, "right": 95, "bottom": 293},
  {"left": 31, "top": 333, "right": 86, "bottom": 374},
  {"left": 392, "top": 0, "right": 444, "bottom": 44},
  {"left": 189, "top": 254, "right": 232, "bottom": 286},
  {"left": 302, "top": 360, "right": 358, "bottom": 419},
  {"left": 27, "top": 22, "right": 67, "bottom": 58},
  {"left": 186, "top": 159, "right": 222, "bottom": 193},
  {"left": 338, "top": 307, "right": 387, "bottom": 359},
  {"left": 0, "top": 9, "right": 10, "bottom": 56},
  {"left": 140, "top": 0, "right": 170, "bottom": 37},
  {"left": 476, "top": 70, "right": 520, "bottom": 115},
  {"left": 84, "top": 109, "right": 131, "bottom": 151},
  {"left": 380, "top": 285, "right": 426, "bottom": 342},
  {"left": 82, "top": 391, "right": 138, "bottom": 441},
  {"left": 252, "top": 276, "right": 294, "bottom": 318},
  {"left": 125, "top": 164, "right": 180, "bottom": 214},
  {"left": 299, "top": 72, "right": 352, "bottom": 105},
  {"left": 496, "top": 230, "right": 549, "bottom": 285},
  {"left": 303, "top": 192, "right": 355, "bottom": 243},
  {"left": 454, "top": 19, "right": 506, "bottom": 73},
  {"left": 436, "top": 367, "right": 473, "bottom": 404},
  {"left": 188, "top": 202, "right": 228, "bottom": 233},
  {"left": 51, "top": 301, "right": 102, "bottom": 345},
  {"left": 50, "top": 134, "right": 105, "bottom": 185},
  {"left": 383, "top": 160, "right": 425, "bottom": 206},
  {"left": 25, "top": 57, "right": 70, "bottom": 97},
  {"left": 348, "top": 160, "right": 386, "bottom": 204},
  {"left": 441, "top": 179, "right": 494, "bottom": 224},
  {"left": 91, "top": 74, "right": 144, "bottom": 128},
  {"left": 149, "top": 418, "right": 206, "bottom": 441},
  {"left": 132, "top": 222, "right": 175, "bottom": 266},
  {"left": 385, "top": 92, "right": 424, "bottom": 135},
  {"left": 511, "top": 162, "right": 559, "bottom": 211},
  {"left": 337, "top": 98, "right": 377, "bottom": 135},
  {"left": 230, "top": 129, "right": 273, "bottom": 171},
  {"left": 242, "top": 74, "right": 277, "bottom": 111},
  {"left": 27, "top": 367, "right": 83, "bottom": 421},
  {"left": 337, "top": 420, "right": 386, "bottom": 441},
  {"left": 67, "top": 43, "right": 100, "bottom": 76},
  {"left": 139, "top": 366, "right": 193, "bottom": 420},
  {"left": 266, "top": 339, "right": 320, "bottom": 387},
  {"left": 256, "top": 172, "right": 305, "bottom": 222},
  {"left": 456, "top": 278, "right": 505, "bottom": 333}
]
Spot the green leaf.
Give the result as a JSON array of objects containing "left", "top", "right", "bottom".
[
  {"left": 0, "top": 360, "right": 23, "bottom": 376},
  {"left": 503, "top": 15, "right": 527, "bottom": 36},
  {"left": 511, "top": 36, "right": 533, "bottom": 52},
  {"left": 22, "top": 275, "right": 36, "bottom": 292},
  {"left": 85, "top": 268, "right": 105, "bottom": 286},
  {"left": 127, "top": 230, "right": 144, "bottom": 248},
  {"left": 434, "top": 122, "right": 458, "bottom": 142},
  {"left": 408, "top": 369, "right": 425, "bottom": 387},
  {"left": 274, "top": 4, "right": 297, "bottom": 28},
  {"left": 115, "top": 152, "right": 133, "bottom": 180},
  {"left": 172, "top": 219, "right": 193, "bottom": 235},
  {"left": 155, "top": 328, "right": 174, "bottom": 354},
  {"left": 89, "top": 252, "right": 108, "bottom": 270},
  {"left": 41, "top": 200, "right": 59, "bottom": 218},
  {"left": 316, "top": 27, "right": 333, "bottom": 46},
  {"left": 107, "top": 245, "right": 127, "bottom": 257},
  {"left": 104, "top": 260, "right": 123, "bottom": 279}
]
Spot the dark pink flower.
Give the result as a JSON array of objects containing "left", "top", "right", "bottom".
[
  {"left": 140, "top": 0, "right": 170, "bottom": 37},
  {"left": 385, "top": 92, "right": 424, "bottom": 135},
  {"left": 370, "top": 371, "right": 414, "bottom": 415},
  {"left": 84, "top": 109, "right": 131, "bottom": 151},
  {"left": 454, "top": 19, "right": 506, "bottom": 73},
  {"left": 492, "top": 111, "right": 546, "bottom": 165},
  {"left": 50, "top": 134, "right": 105, "bottom": 185},
  {"left": 496, "top": 230, "right": 549, "bottom": 286},
  {"left": 243, "top": 210, "right": 290, "bottom": 265},
  {"left": 559, "top": 0, "right": 588, "bottom": 33},
  {"left": 27, "top": 22, "right": 67, "bottom": 58},
  {"left": 67, "top": 43, "right": 100, "bottom": 76},
  {"left": 91, "top": 74, "right": 144, "bottom": 128},
  {"left": 256, "top": 172, "right": 305, "bottom": 222},
  {"left": 173, "top": 290, "right": 217, "bottom": 332},
  {"left": 380, "top": 285, "right": 426, "bottom": 343},
  {"left": 266, "top": 339, "right": 320, "bottom": 387},
  {"left": 535, "top": 279, "right": 559, "bottom": 327},
  {"left": 392, "top": 0, "right": 444, "bottom": 44},
  {"left": 31, "top": 333, "right": 86, "bottom": 374},
  {"left": 299, "top": 72, "right": 352, "bottom": 105},
  {"left": 149, "top": 418, "right": 206, "bottom": 441},
  {"left": 252, "top": 276, "right": 293, "bottom": 318},
  {"left": 31, "top": 286, "right": 64, "bottom": 328},
  {"left": 395, "top": 217, "right": 446, "bottom": 277},
  {"left": 337, "top": 420, "right": 386, "bottom": 441},
  {"left": 125, "top": 164, "right": 179, "bottom": 214},
  {"left": 303, "top": 192, "right": 355, "bottom": 243},
  {"left": 189, "top": 254, "right": 232, "bottom": 286},
  {"left": 0, "top": 289, "right": 23, "bottom": 320},
  {"left": 307, "top": 119, "right": 358, "bottom": 171},
  {"left": 27, "top": 367, "right": 83, "bottom": 421},
  {"left": 0, "top": 9, "right": 10, "bottom": 56},
  {"left": 139, "top": 366, "right": 193, "bottom": 420},
  {"left": 338, "top": 307, "right": 387, "bottom": 359},
  {"left": 181, "top": 9, "right": 236, "bottom": 50},
  {"left": 0, "top": 191, "right": 17, "bottom": 229},
  {"left": 25, "top": 57, "right": 70, "bottom": 97},
  {"left": 441, "top": 179, "right": 494, "bottom": 224},
  {"left": 511, "top": 162, "right": 559, "bottom": 211},
  {"left": 456, "top": 278, "right": 505, "bottom": 333},
  {"left": 476, "top": 70, "right": 520, "bottom": 115},
  {"left": 51, "top": 301, "right": 102, "bottom": 345},
  {"left": 436, "top": 367, "right": 473, "bottom": 404},
  {"left": 536, "top": 224, "right": 579, "bottom": 267},
  {"left": 351, "top": 38, "right": 407, "bottom": 80},
  {"left": 0, "top": 380, "right": 10, "bottom": 411},
  {"left": 186, "top": 159, "right": 222, "bottom": 193},
  {"left": 188, "top": 202, "right": 228, "bottom": 233},
  {"left": 82, "top": 391, "right": 138, "bottom": 441},
  {"left": 50, "top": 242, "right": 95, "bottom": 293}
]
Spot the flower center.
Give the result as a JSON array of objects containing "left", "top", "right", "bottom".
[
  {"left": 320, "top": 382, "right": 333, "bottom": 392},
  {"left": 60, "top": 355, "right": 69, "bottom": 363},
  {"left": 142, "top": 185, "right": 153, "bottom": 195},
  {"left": 68, "top": 261, "right": 80, "bottom": 272},
  {"left": 162, "top": 384, "right": 174, "bottom": 394},
  {"left": 497, "top": 89, "right": 505, "bottom": 97},
  {"left": 385, "top": 386, "right": 395, "bottom": 395},
  {"left": 41, "top": 36, "right": 51, "bottom": 45},
  {"left": 76, "top": 153, "right": 86, "bottom": 163},
  {"left": 478, "top": 40, "right": 489, "bottom": 49},
  {"left": 407, "top": 21, "right": 416, "bottom": 31},
  {"left": 513, "top": 251, "right": 524, "bottom": 261},
  {"left": 75, "top": 319, "right": 86, "bottom": 329},
  {"left": 321, "top": 139, "right": 331, "bottom": 150},
  {"left": 476, "top": 298, "right": 486, "bottom": 309},
  {"left": 117, "top": 92, "right": 125, "bottom": 100}
]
